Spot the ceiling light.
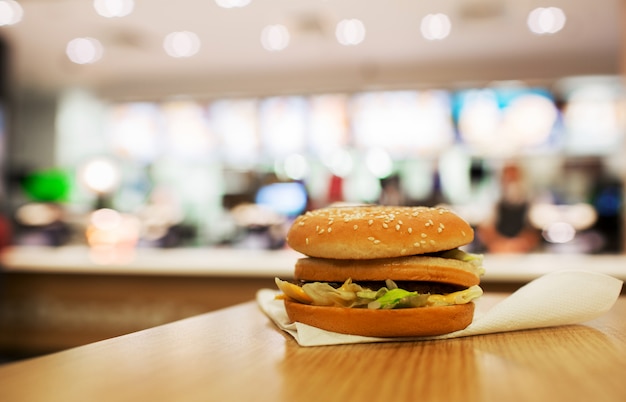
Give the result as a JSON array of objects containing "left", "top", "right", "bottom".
[
  {"left": 527, "top": 7, "right": 566, "bottom": 35},
  {"left": 261, "top": 24, "right": 290, "bottom": 52},
  {"left": 215, "top": 0, "right": 251, "bottom": 8},
  {"left": 66, "top": 37, "right": 104, "bottom": 64},
  {"left": 164, "top": 31, "right": 201, "bottom": 58},
  {"left": 93, "top": 0, "right": 134, "bottom": 18},
  {"left": 335, "top": 19, "right": 366, "bottom": 46},
  {"left": 0, "top": 0, "right": 23, "bottom": 26},
  {"left": 421, "top": 13, "right": 451, "bottom": 40}
]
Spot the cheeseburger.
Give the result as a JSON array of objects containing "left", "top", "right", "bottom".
[{"left": 275, "top": 205, "right": 484, "bottom": 337}]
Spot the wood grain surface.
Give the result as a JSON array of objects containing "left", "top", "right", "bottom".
[{"left": 0, "top": 293, "right": 624, "bottom": 402}]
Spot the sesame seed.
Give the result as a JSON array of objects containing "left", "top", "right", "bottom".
[
  {"left": 462, "top": 231, "right": 467, "bottom": 237},
  {"left": 401, "top": 249, "right": 407, "bottom": 255},
  {"left": 368, "top": 237, "right": 375, "bottom": 241},
  {"left": 353, "top": 225, "right": 358, "bottom": 230},
  {"left": 305, "top": 238, "right": 309, "bottom": 245},
  {"left": 439, "top": 223, "right": 445, "bottom": 229},
  {"left": 398, "top": 220, "right": 403, "bottom": 225},
  {"left": 437, "top": 227, "right": 443, "bottom": 233},
  {"left": 298, "top": 221, "right": 305, "bottom": 226},
  {"left": 430, "top": 240, "right": 436, "bottom": 245},
  {"left": 383, "top": 223, "right": 389, "bottom": 229},
  {"left": 395, "top": 224, "right": 400, "bottom": 231},
  {"left": 373, "top": 240, "right": 381, "bottom": 244},
  {"left": 368, "top": 220, "right": 374, "bottom": 226},
  {"left": 421, "top": 240, "right": 426, "bottom": 244},
  {"left": 421, "top": 233, "right": 427, "bottom": 238},
  {"left": 408, "top": 228, "right": 413, "bottom": 234},
  {"left": 425, "top": 222, "right": 431, "bottom": 227},
  {"left": 327, "top": 227, "right": 332, "bottom": 233},
  {"left": 319, "top": 229, "right": 325, "bottom": 234},
  {"left": 413, "top": 242, "right": 421, "bottom": 247}
]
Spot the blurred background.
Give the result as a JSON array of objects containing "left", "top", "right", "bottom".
[{"left": 0, "top": 0, "right": 625, "bottom": 358}]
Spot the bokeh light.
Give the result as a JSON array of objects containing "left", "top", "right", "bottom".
[
  {"left": 365, "top": 148, "right": 394, "bottom": 179},
  {"left": 81, "top": 157, "right": 121, "bottom": 194},
  {"left": 261, "top": 24, "right": 290, "bottom": 51},
  {"left": 323, "top": 148, "right": 353, "bottom": 177},
  {"left": 421, "top": 13, "right": 451, "bottom": 40},
  {"left": 282, "top": 153, "right": 309, "bottom": 181},
  {"left": 214, "top": 0, "right": 251, "bottom": 8},
  {"left": 66, "top": 37, "right": 104, "bottom": 64},
  {"left": 543, "top": 222, "right": 576, "bottom": 244},
  {"left": 87, "top": 208, "right": 140, "bottom": 265},
  {"left": 164, "top": 31, "right": 201, "bottom": 58},
  {"left": 15, "top": 203, "right": 62, "bottom": 227},
  {"left": 0, "top": 0, "right": 22, "bottom": 26},
  {"left": 93, "top": 0, "right": 134, "bottom": 18},
  {"left": 335, "top": 19, "right": 366, "bottom": 46},
  {"left": 527, "top": 7, "right": 566, "bottom": 35}
]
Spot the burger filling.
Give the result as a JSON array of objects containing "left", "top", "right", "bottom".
[
  {"left": 276, "top": 248, "right": 484, "bottom": 310},
  {"left": 276, "top": 278, "right": 482, "bottom": 309}
]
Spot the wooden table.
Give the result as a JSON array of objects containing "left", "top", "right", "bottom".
[{"left": 0, "top": 293, "right": 625, "bottom": 402}]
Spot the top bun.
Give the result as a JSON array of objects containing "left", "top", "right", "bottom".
[{"left": 286, "top": 205, "right": 474, "bottom": 259}]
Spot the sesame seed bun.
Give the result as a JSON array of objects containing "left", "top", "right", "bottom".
[
  {"left": 294, "top": 255, "right": 481, "bottom": 288},
  {"left": 284, "top": 299, "right": 475, "bottom": 337},
  {"left": 286, "top": 205, "right": 474, "bottom": 259}
]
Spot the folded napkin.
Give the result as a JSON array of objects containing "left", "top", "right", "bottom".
[{"left": 257, "top": 270, "right": 623, "bottom": 347}]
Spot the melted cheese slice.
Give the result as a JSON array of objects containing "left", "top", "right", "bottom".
[
  {"left": 275, "top": 278, "right": 313, "bottom": 303},
  {"left": 426, "top": 285, "right": 483, "bottom": 306}
]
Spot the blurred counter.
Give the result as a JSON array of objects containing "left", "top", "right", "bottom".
[
  {"left": 0, "top": 245, "right": 298, "bottom": 277},
  {"left": 1, "top": 245, "right": 625, "bottom": 358},
  {"left": 2, "top": 245, "right": 625, "bottom": 282}
]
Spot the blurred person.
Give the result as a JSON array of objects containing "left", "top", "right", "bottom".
[
  {"left": 589, "top": 161, "right": 623, "bottom": 253},
  {"left": 379, "top": 175, "right": 406, "bottom": 206},
  {"left": 478, "top": 163, "right": 539, "bottom": 253}
]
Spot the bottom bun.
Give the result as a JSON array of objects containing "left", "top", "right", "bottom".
[{"left": 284, "top": 300, "right": 475, "bottom": 338}]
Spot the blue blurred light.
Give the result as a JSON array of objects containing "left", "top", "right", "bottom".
[
  {"left": 595, "top": 187, "right": 622, "bottom": 216},
  {"left": 255, "top": 182, "right": 308, "bottom": 217}
]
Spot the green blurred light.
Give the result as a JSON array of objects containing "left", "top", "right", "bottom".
[{"left": 22, "top": 169, "right": 72, "bottom": 202}]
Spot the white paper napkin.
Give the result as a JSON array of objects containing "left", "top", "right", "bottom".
[{"left": 256, "top": 270, "right": 623, "bottom": 347}]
